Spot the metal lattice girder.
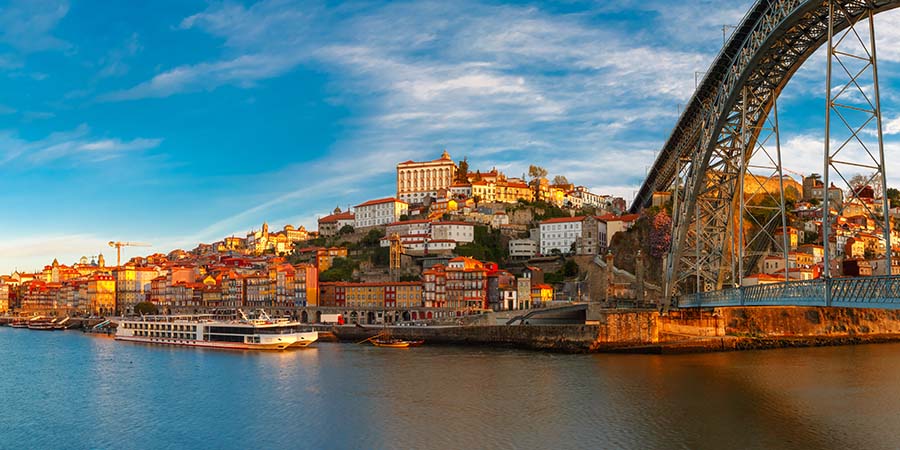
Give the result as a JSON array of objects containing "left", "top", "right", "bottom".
[
  {"left": 739, "top": 87, "right": 789, "bottom": 282},
  {"left": 650, "top": 0, "right": 900, "bottom": 310},
  {"left": 822, "top": 1, "right": 893, "bottom": 278}
]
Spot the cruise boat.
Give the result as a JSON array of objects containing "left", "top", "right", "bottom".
[{"left": 115, "top": 310, "right": 318, "bottom": 351}]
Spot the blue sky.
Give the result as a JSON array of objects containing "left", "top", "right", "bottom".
[{"left": 3, "top": 0, "right": 900, "bottom": 273}]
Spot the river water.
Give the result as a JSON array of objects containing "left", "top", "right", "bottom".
[{"left": 3, "top": 327, "right": 900, "bottom": 449}]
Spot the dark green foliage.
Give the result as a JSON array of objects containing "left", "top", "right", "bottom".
[
  {"left": 544, "top": 271, "right": 564, "bottom": 284},
  {"left": 373, "top": 247, "right": 390, "bottom": 266},
  {"left": 361, "top": 228, "right": 385, "bottom": 247},
  {"left": 319, "top": 257, "right": 358, "bottom": 282},
  {"left": 888, "top": 188, "right": 900, "bottom": 208},
  {"left": 134, "top": 302, "right": 158, "bottom": 316},
  {"left": 803, "top": 231, "right": 819, "bottom": 245},
  {"left": 454, "top": 225, "right": 508, "bottom": 263},
  {"left": 563, "top": 260, "right": 579, "bottom": 277},
  {"left": 339, "top": 224, "right": 355, "bottom": 235}
]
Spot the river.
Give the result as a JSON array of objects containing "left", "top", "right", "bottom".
[{"left": 3, "top": 327, "right": 900, "bottom": 449}]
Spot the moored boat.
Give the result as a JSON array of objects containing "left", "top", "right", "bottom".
[
  {"left": 372, "top": 339, "right": 411, "bottom": 348},
  {"left": 27, "top": 320, "right": 57, "bottom": 330},
  {"left": 9, "top": 319, "right": 29, "bottom": 328},
  {"left": 115, "top": 310, "right": 318, "bottom": 351}
]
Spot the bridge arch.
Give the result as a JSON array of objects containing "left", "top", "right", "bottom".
[{"left": 631, "top": 0, "right": 900, "bottom": 305}]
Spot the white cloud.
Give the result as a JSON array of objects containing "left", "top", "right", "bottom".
[
  {"left": 0, "top": 125, "right": 163, "bottom": 166},
  {"left": 0, "top": 0, "right": 71, "bottom": 53}
]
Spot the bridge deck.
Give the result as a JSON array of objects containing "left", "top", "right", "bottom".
[{"left": 678, "top": 276, "right": 900, "bottom": 309}]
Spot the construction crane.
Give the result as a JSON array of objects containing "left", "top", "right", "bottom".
[
  {"left": 783, "top": 167, "right": 805, "bottom": 180},
  {"left": 388, "top": 233, "right": 403, "bottom": 274},
  {"left": 108, "top": 241, "right": 152, "bottom": 266}
]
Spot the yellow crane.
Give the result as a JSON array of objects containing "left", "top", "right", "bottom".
[{"left": 108, "top": 241, "right": 152, "bottom": 266}]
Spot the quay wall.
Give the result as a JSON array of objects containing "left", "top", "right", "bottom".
[
  {"left": 716, "top": 306, "right": 900, "bottom": 337},
  {"left": 335, "top": 325, "right": 602, "bottom": 352}
]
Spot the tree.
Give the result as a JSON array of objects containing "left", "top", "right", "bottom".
[
  {"left": 360, "top": 228, "right": 385, "bottom": 247},
  {"left": 528, "top": 165, "right": 548, "bottom": 202},
  {"left": 552, "top": 175, "right": 570, "bottom": 186},
  {"left": 473, "top": 195, "right": 481, "bottom": 208},
  {"left": 848, "top": 172, "right": 883, "bottom": 198},
  {"left": 339, "top": 224, "right": 355, "bottom": 235},
  {"left": 456, "top": 158, "right": 469, "bottom": 183},
  {"left": 320, "top": 257, "right": 357, "bottom": 282},
  {"left": 134, "top": 302, "right": 158, "bottom": 316},
  {"left": 528, "top": 165, "right": 548, "bottom": 180},
  {"left": 649, "top": 211, "right": 672, "bottom": 259},
  {"left": 563, "top": 259, "right": 579, "bottom": 277},
  {"left": 887, "top": 188, "right": 900, "bottom": 208}
]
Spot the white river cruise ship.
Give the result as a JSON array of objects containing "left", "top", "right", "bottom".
[{"left": 115, "top": 310, "right": 318, "bottom": 350}]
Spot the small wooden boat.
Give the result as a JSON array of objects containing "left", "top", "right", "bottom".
[{"left": 372, "top": 339, "right": 410, "bottom": 348}]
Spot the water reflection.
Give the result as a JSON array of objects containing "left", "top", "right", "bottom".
[{"left": 5, "top": 328, "right": 900, "bottom": 449}]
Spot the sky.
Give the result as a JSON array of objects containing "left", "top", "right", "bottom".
[{"left": 3, "top": 0, "right": 900, "bottom": 274}]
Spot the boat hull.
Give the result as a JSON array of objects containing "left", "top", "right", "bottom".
[
  {"left": 373, "top": 340, "right": 410, "bottom": 348},
  {"left": 115, "top": 335, "right": 314, "bottom": 351}
]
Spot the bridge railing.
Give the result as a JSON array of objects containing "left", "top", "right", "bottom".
[{"left": 677, "top": 276, "right": 900, "bottom": 309}]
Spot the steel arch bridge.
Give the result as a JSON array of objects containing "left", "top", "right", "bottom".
[{"left": 630, "top": 0, "right": 900, "bottom": 309}]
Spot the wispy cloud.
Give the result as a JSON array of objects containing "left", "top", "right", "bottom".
[
  {"left": 0, "top": 125, "right": 163, "bottom": 166},
  {"left": 97, "top": 32, "right": 142, "bottom": 78},
  {"left": 0, "top": 0, "right": 71, "bottom": 53},
  {"left": 98, "top": 0, "right": 724, "bottom": 213}
]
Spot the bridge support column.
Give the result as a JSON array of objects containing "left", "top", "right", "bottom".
[{"left": 823, "top": 1, "right": 893, "bottom": 278}]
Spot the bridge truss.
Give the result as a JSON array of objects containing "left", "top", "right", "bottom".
[{"left": 631, "top": 0, "right": 900, "bottom": 309}]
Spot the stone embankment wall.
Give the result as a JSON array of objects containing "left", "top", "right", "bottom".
[
  {"left": 336, "top": 325, "right": 601, "bottom": 352},
  {"left": 591, "top": 310, "right": 659, "bottom": 351},
  {"left": 716, "top": 306, "right": 900, "bottom": 337}
]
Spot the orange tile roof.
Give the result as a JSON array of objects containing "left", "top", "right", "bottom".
[
  {"left": 318, "top": 211, "right": 355, "bottom": 223},
  {"left": 541, "top": 216, "right": 586, "bottom": 224}
]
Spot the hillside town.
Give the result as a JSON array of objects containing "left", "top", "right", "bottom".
[{"left": 2, "top": 150, "right": 899, "bottom": 321}]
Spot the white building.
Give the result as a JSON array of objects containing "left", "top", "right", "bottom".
[
  {"left": 431, "top": 222, "right": 475, "bottom": 243},
  {"left": 385, "top": 219, "right": 431, "bottom": 238},
  {"left": 449, "top": 183, "right": 472, "bottom": 199},
  {"left": 539, "top": 217, "right": 584, "bottom": 255},
  {"left": 354, "top": 198, "right": 409, "bottom": 229},
  {"left": 396, "top": 150, "right": 457, "bottom": 204},
  {"left": 570, "top": 186, "right": 603, "bottom": 208},
  {"left": 509, "top": 239, "right": 538, "bottom": 259}
]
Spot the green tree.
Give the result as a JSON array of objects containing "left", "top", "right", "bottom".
[
  {"left": 360, "top": 228, "right": 385, "bottom": 247},
  {"left": 319, "top": 257, "right": 358, "bottom": 282},
  {"left": 134, "top": 302, "right": 158, "bottom": 316},
  {"left": 887, "top": 188, "right": 900, "bottom": 208},
  {"left": 563, "top": 259, "right": 579, "bottom": 277},
  {"left": 339, "top": 224, "right": 355, "bottom": 235}
]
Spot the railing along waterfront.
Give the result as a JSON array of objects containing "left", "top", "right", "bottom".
[{"left": 677, "top": 276, "right": 900, "bottom": 309}]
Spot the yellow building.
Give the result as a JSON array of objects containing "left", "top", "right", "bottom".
[
  {"left": 530, "top": 283, "right": 554, "bottom": 306},
  {"left": 88, "top": 274, "right": 116, "bottom": 316}
]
